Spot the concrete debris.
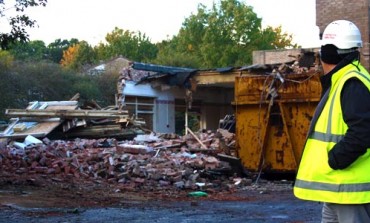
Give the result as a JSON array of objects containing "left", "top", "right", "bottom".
[
  {"left": 133, "top": 133, "right": 160, "bottom": 142},
  {"left": 0, "top": 128, "right": 248, "bottom": 193}
]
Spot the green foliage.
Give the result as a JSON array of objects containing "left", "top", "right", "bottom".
[
  {"left": 72, "top": 41, "right": 97, "bottom": 69},
  {"left": 0, "top": 60, "right": 69, "bottom": 119},
  {"left": 0, "top": 0, "right": 300, "bottom": 122},
  {"left": 175, "top": 111, "right": 200, "bottom": 135},
  {"left": 0, "top": 58, "right": 111, "bottom": 120},
  {"left": 0, "top": 50, "right": 14, "bottom": 68},
  {"left": 156, "top": 0, "right": 297, "bottom": 68},
  {"left": 154, "top": 39, "right": 200, "bottom": 68},
  {"left": 95, "top": 70, "right": 120, "bottom": 106},
  {"left": 0, "top": 0, "right": 47, "bottom": 49},
  {"left": 8, "top": 40, "right": 47, "bottom": 61},
  {"left": 0, "top": 52, "right": 16, "bottom": 120},
  {"left": 6, "top": 38, "right": 80, "bottom": 63},
  {"left": 9, "top": 61, "right": 79, "bottom": 102},
  {"left": 95, "top": 28, "right": 158, "bottom": 62},
  {"left": 71, "top": 77, "right": 101, "bottom": 103}
]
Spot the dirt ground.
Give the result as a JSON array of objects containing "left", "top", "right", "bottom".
[
  {"left": 0, "top": 175, "right": 322, "bottom": 223},
  {"left": 0, "top": 133, "right": 322, "bottom": 222}
]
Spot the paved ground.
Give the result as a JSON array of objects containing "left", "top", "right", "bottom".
[{"left": 0, "top": 181, "right": 322, "bottom": 223}]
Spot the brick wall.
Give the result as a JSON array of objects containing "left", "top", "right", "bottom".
[
  {"left": 316, "top": 0, "right": 370, "bottom": 70},
  {"left": 253, "top": 49, "right": 303, "bottom": 65},
  {"left": 253, "top": 48, "right": 321, "bottom": 65}
]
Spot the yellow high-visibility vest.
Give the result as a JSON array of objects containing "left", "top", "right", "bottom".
[{"left": 294, "top": 62, "right": 370, "bottom": 204}]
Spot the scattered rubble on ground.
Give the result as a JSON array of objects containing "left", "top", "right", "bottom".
[
  {"left": 0, "top": 92, "right": 263, "bottom": 200},
  {"left": 0, "top": 55, "right": 315, "bottom": 199},
  {"left": 0, "top": 126, "right": 263, "bottom": 199}
]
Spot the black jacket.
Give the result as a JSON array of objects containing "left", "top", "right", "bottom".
[{"left": 320, "top": 53, "right": 370, "bottom": 169}]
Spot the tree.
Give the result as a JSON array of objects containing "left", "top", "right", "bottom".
[
  {"left": 0, "top": 50, "right": 14, "bottom": 68},
  {"left": 154, "top": 39, "right": 200, "bottom": 68},
  {"left": 95, "top": 27, "right": 158, "bottom": 62},
  {"left": 11, "top": 61, "right": 78, "bottom": 102},
  {"left": 0, "top": 0, "right": 47, "bottom": 49},
  {"left": 95, "top": 69, "right": 120, "bottom": 106},
  {"left": 60, "top": 41, "right": 96, "bottom": 71},
  {"left": 0, "top": 51, "right": 16, "bottom": 119},
  {"left": 157, "top": 0, "right": 297, "bottom": 68},
  {"left": 0, "top": 57, "right": 104, "bottom": 119},
  {"left": 7, "top": 40, "right": 47, "bottom": 61},
  {"left": 60, "top": 44, "right": 79, "bottom": 68},
  {"left": 47, "top": 38, "right": 79, "bottom": 63},
  {"left": 5, "top": 38, "right": 80, "bottom": 63},
  {"left": 255, "top": 26, "right": 298, "bottom": 50}
]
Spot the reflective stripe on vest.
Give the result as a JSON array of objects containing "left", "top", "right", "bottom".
[{"left": 295, "top": 179, "right": 370, "bottom": 192}]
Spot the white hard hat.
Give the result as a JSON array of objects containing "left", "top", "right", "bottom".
[{"left": 321, "top": 20, "right": 362, "bottom": 49}]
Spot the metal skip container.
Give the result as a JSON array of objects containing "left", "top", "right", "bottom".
[{"left": 233, "top": 70, "right": 321, "bottom": 173}]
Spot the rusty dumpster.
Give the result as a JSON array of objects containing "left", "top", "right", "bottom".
[{"left": 233, "top": 70, "right": 322, "bottom": 173}]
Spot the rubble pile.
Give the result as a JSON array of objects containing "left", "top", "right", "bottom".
[{"left": 0, "top": 129, "right": 251, "bottom": 194}]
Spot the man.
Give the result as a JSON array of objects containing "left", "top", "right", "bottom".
[{"left": 294, "top": 20, "right": 370, "bottom": 222}]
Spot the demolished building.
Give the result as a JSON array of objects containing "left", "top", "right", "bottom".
[
  {"left": 115, "top": 48, "right": 321, "bottom": 175},
  {"left": 0, "top": 48, "right": 321, "bottom": 196}
]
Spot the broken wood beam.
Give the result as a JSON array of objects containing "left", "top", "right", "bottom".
[
  {"left": 186, "top": 127, "right": 208, "bottom": 150},
  {"left": 65, "top": 126, "right": 136, "bottom": 139},
  {"left": 5, "top": 109, "right": 129, "bottom": 120},
  {"left": 0, "top": 132, "right": 48, "bottom": 139},
  {"left": 27, "top": 101, "right": 78, "bottom": 108}
]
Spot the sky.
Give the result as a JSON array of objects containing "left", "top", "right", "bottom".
[{"left": 3, "top": 0, "right": 320, "bottom": 48}]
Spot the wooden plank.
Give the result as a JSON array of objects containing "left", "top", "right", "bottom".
[
  {"left": 0, "top": 118, "right": 19, "bottom": 136},
  {"left": 186, "top": 127, "right": 208, "bottom": 150},
  {"left": 28, "top": 101, "right": 79, "bottom": 107},
  {"left": 13, "top": 123, "right": 27, "bottom": 132},
  {"left": 5, "top": 109, "right": 129, "bottom": 119},
  {"left": 194, "top": 72, "right": 238, "bottom": 86},
  {"left": 1, "top": 100, "right": 80, "bottom": 139},
  {"left": 0, "top": 121, "right": 60, "bottom": 139},
  {"left": 17, "top": 122, "right": 60, "bottom": 135}
]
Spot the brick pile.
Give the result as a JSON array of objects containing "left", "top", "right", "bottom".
[{"left": 0, "top": 129, "right": 250, "bottom": 193}]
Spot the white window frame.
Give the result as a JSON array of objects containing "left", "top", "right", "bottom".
[{"left": 125, "top": 96, "right": 156, "bottom": 130}]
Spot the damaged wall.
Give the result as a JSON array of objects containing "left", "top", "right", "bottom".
[
  {"left": 124, "top": 81, "right": 176, "bottom": 134},
  {"left": 253, "top": 49, "right": 316, "bottom": 65},
  {"left": 123, "top": 80, "right": 234, "bottom": 133},
  {"left": 195, "top": 87, "right": 234, "bottom": 130}
]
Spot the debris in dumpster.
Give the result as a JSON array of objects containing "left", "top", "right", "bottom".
[{"left": 234, "top": 52, "right": 322, "bottom": 173}]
